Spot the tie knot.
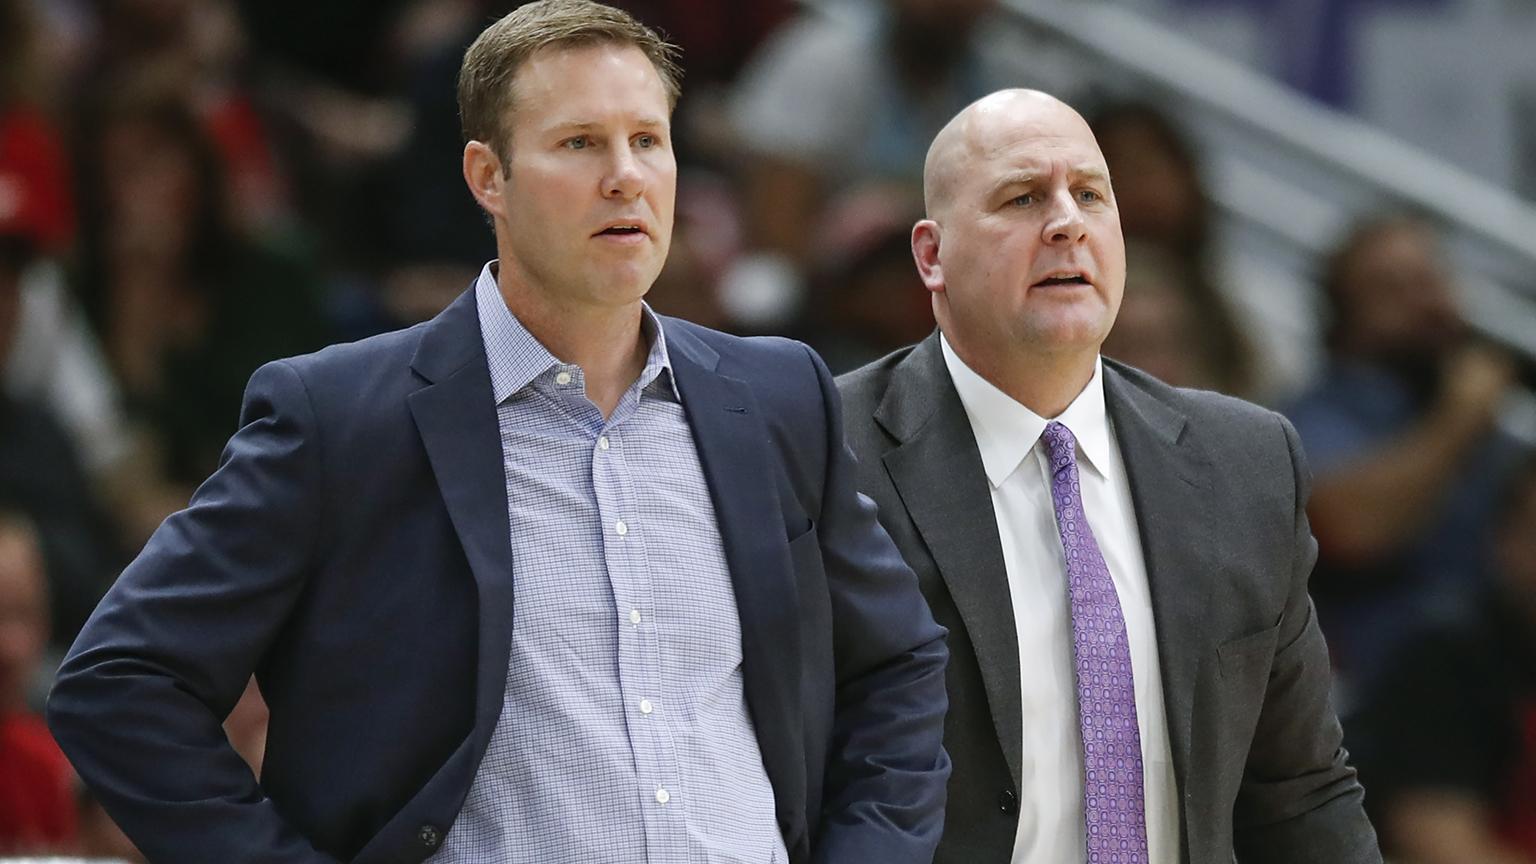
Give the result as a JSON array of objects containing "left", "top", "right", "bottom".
[{"left": 1041, "top": 421, "right": 1077, "bottom": 474}]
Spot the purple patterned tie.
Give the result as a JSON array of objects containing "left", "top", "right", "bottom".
[{"left": 1041, "top": 421, "right": 1149, "bottom": 864}]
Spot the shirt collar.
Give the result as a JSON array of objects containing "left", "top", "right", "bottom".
[
  {"left": 474, "top": 261, "right": 677, "bottom": 404},
  {"left": 939, "top": 333, "right": 1114, "bottom": 488}
]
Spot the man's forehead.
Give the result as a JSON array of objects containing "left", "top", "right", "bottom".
[
  {"left": 975, "top": 128, "right": 1104, "bottom": 161},
  {"left": 985, "top": 161, "right": 1111, "bottom": 189},
  {"left": 966, "top": 129, "right": 1108, "bottom": 192},
  {"left": 967, "top": 109, "right": 1102, "bottom": 162},
  {"left": 509, "top": 43, "right": 671, "bottom": 130},
  {"left": 925, "top": 89, "right": 1104, "bottom": 208}
]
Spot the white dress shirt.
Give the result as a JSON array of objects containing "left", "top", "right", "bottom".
[{"left": 940, "top": 336, "right": 1180, "bottom": 864}]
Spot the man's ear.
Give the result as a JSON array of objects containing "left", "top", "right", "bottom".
[
  {"left": 912, "top": 219, "right": 945, "bottom": 295},
  {"left": 463, "top": 140, "right": 506, "bottom": 221}
]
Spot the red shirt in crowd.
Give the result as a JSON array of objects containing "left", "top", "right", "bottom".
[{"left": 0, "top": 711, "right": 77, "bottom": 853}]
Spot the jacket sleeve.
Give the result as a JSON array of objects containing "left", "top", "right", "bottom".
[
  {"left": 802, "top": 343, "right": 952, "bottom": 864},
  {"left": 47, "top": 359, "right": 342, "bottom": 864},
  {"left": 1231, "top": 413, "right": 1382, "bottom": 863}
]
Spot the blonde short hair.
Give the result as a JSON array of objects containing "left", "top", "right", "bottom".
[{"left": 457, "top": 0, "right": 681, "bottom": 168}]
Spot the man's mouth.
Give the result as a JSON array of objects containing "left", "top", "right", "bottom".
[
  {"left": 595, "top": 223, "right": 647, "bottom": 238},
  {"left": 1033, "top": 273, "right": 1091, "bottom": 288}
]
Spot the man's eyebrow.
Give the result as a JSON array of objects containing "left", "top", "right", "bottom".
[
  {"left": 543, "top": 117, "right": 669, "bottom": 134},
  {"left": 988, "top": 171, "right": 1040, "bottom": 196},
  {"left": 1071, "top": 166, "right": 1112, "bottom": 184},
  {"left": 986, "top": 165, "right": 1112, "bottom": 199}
]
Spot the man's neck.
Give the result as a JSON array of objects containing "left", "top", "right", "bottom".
[
  {"left": 946, "top": 335, "right": 1097, "bottom": 419},
  {"left": 498, "top": 279, "right": 649, "bottom": 420}
]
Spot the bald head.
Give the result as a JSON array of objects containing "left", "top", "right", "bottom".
[
  {"left": 923, "top": 89, "right": 1100, "bottom": 219},
  {"left": 908, "top": 86, "right": 1124, "bottom": 406}
]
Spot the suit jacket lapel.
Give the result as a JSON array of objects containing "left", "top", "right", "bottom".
[
  {"left": 406, "top": 288, "right": 515, "bottom": 760},
  {"left": 1102, "top": 361, "right": 1218, "bottom": 861},
  {"left": 874, "top": 334, "right": 1023, "bottom": 791},
  {"left": 666, "top": 325, "right": 806, "bottom": 847}
]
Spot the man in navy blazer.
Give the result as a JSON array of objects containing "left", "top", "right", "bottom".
[{"left": 46, "top": 3, "right": 949, "bottom": 862}]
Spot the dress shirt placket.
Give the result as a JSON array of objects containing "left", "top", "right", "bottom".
[{"left": 589, "top": 383, "right": 688, "bottom": 859}]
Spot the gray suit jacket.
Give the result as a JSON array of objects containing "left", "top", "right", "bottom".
[{"left": 835, "top": 333, "right": 1381, "bottom": 864}]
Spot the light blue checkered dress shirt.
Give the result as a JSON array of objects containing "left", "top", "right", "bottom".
[{"left": 430, "top": 265, "right": 787, "bottom": 863}]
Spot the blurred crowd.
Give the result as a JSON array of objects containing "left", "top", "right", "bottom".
[{"left": 0, "top": 0, "right": 1532, "bottom": 861}]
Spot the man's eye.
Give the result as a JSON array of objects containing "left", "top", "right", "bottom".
[
  {"left": 563, "top": 137, "right": 590, "bottom": 150},
  {"left": 1011, "top": 194, "right": 1035, "bottom": 206},
  {"left": 635, "top": 134, "right": 656, "bottom": 148},
  {"left": 1078, "top": 189, "right": 1102, "bottom": 202}
]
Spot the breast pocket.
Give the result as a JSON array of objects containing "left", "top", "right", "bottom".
[
  {"left": 1210, "top": 622, "right": 1281, "bottom": 775},
  {"left": 1216, "top": 623, "right": 1280, "bottom": 684}
]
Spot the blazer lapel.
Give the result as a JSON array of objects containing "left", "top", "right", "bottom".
[
  {"left": 666, "top": 326, "right": 806, "bottom": 847},
  {"left": 874, "top": 334, "right": 1023, "bottom": 791},
  {"left": 406, "top": 288, "right": 515, "bottom": 759},
  {"left": 1102, "top": 361, "right": 1218, "bottom": 861}
]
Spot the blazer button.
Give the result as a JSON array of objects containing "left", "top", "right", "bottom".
[
  {"left": 417, "top": 824, "right": 441, "bottom": 849},
  {"left": 998, "top": 789, "right": 1018, "bottom": 815}
]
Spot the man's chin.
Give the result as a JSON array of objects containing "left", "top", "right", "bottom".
[
  {"left": 580, "top": 267, "right": 662, "bottom": 307},
  {"left": 1018, "top": 310, "right": 1114, "bottom": 353}
]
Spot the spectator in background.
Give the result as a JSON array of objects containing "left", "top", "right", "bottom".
[
  {"left": 641, "top": 191, "right": 735, "bottom": 332},
  {"left": 2, "top": 0, "right": 100, "bottom": 457},
  {"left": 612, "top": 0, "right": 794, "bottom": 170},
  {"left": 726, "top": 0, "right": 1084, "bottom": 328},
  {"left": 2, "top": 0, "right": 157, "bottom": 567},
  {"left": 1285, "top": 212, "right": 1528, "bottom": 702},
  {"left": 369, "top": 1, "right": 558, "bottom": 336},
  {"left": 1360, "top": 456, "right": 1536, "bottom": 864},
  {"left": 1, "top": 219, "right": 121, "bottom": 650},
  {"left": 2, "top": 232, "right": 132, "bottom": 499},
  {"left": 72, "top": 82, "right": 327, "bottom": 519},
  {"left": 236, "top": 0, "right": 413, "bottom": 98},
  {"left": 618, "top": 0, "right": 793, "bottom": 106},
  {"left": 374, "top": 1, "right": 499, "bottom": 331},
  {"left": 82, "top": 0, "right": 292, "bottom": 234},
  {"left": 1103, "top": 239, "right": 1234, "bottom": 391},
  {"left": 0, "top": 0, "right": 74, "bottom": 255},
  {"left": 236, "top": 0, "right": 418, "bottom": 315},
  {"left": 1089, "top": 101, "right": 1260, "bottom": 399},
  {"left": 6, "top": 0, "right": 202, "bottom": 567},
  {"left": 0, "top": 514, "right": 76, "bottom": 854},
  {"left": 791, "top": 189, "right": 932, "bottom": 373}
]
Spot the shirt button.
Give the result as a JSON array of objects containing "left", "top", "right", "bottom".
[
  {"left": 555, "top": 371, "right": 572, "bottom": 386},
  {"left": 615, "top": 520, "right": 628, "bottom": 536},
  {"left": 598, "top": 435, "right": 610, "bottom": 450},
  {"left": 629, "top": 609, "right": 641, "bottom": 625},
  {"left": 655, "top": 787, "right": 670, "bottom": 804},
  {"left": 639, "top": 698, "right": 653, "bottom": 714}
]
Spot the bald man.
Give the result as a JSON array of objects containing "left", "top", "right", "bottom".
[{"left": 836, "top": 90, "right": 1381, "bottom": 864}]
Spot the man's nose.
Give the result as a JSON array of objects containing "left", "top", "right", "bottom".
[
  {"left": 603, "top": 147, "right": 645, "bottom": 200},
  {"left": 1043, "top": 192, "right": 1088, "bottom": 244}
]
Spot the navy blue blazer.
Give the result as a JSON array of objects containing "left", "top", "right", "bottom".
[{"left": 48, "top": 288, "right": 950, "bottom": 864}]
